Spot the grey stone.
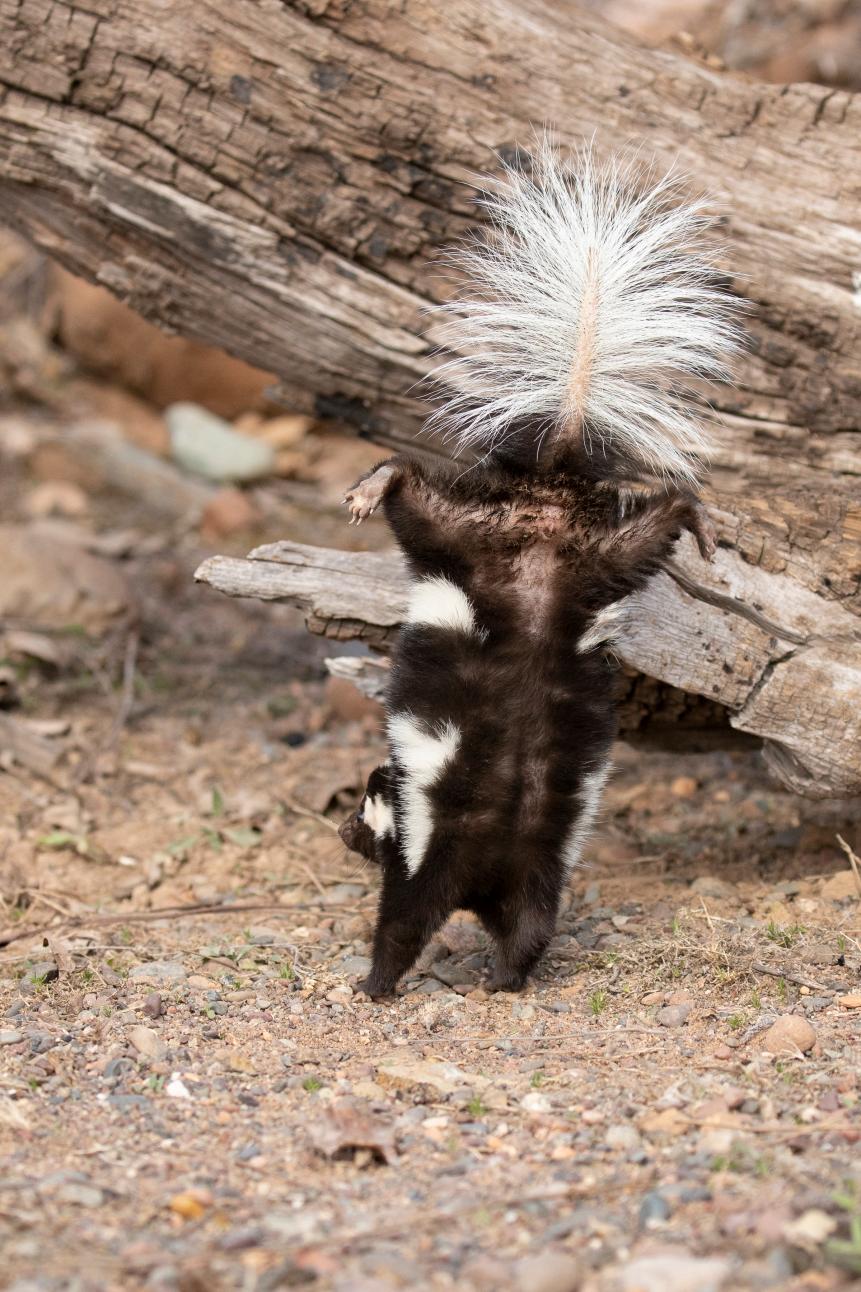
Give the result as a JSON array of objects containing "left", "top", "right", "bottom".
[
  {"left": 639, "top": 1191, "right": 672, "bottom": 1224},
  {"left": 340, "top": 955, "right": 372, "bottom": 977},
  {"left": 0, "top": 1030, "right": 23, "bottom": 1045},
  {"left": 167, "top": 402, "right": 274, "bottom": 482},
  {"left": 657, "top": 1003, "right": 692, "bottom": 1027},
  {"left": 690, "top": 876, "right": 736, "bottom": 899},
  {"left": 616, "top": 1254, "right": 731, "bottom": 1292},
  {"left": 514, "top": 1251, "right": 581, "bottom": 1292},
  {"left": 606, "top": 1123, "right": 641, "bottom": 1151},
  {"left": 128, "top": 961, "right": 187, "bottom": 986}
]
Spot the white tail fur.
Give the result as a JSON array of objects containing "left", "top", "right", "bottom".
[{"left": 428, "top": 141, "right": 746, "bottom": 485}]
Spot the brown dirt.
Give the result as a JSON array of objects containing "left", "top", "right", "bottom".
[{"left": 0, "top": 401, "right": 860, "bottom": 1292}]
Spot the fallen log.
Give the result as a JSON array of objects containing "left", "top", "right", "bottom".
[
  {"left": 195, "top": 486, "right": 861, "bottom": 797},
  {"left": 2, "top": 0, "right": 859, "bottom": 794}
]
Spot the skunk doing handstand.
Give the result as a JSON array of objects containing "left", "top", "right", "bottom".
[{"left": 338, "top": 143, "right": 745, "bottom": 998}]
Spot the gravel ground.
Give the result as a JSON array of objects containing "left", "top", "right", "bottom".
[{"left": 0, "top": 410, "right": 860, "bottom": 1292}]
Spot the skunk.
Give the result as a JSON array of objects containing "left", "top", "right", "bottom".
[{"left": 339, "top": 143, "right": 745, "bottom": 997}]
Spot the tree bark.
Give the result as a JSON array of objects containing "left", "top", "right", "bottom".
[
  {"left": 2, "top": 0, "right": 859, "bottom": 794},
  {"left": 195, "top": 482, "right": 861, "bottom": 797}
]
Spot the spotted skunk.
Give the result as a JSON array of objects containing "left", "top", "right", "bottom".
[{"left": 339, "top": 144, "right": 744, "bottom": 998}]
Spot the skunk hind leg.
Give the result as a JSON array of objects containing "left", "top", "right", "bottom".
[
  {"left": 361, "top": 865, "right": 455, "bottom": 999},
  {"left": 478, "top": 891, "right": 559, "bottom": 993}
]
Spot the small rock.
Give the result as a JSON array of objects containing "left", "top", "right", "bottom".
[
  {"left": 838, "top": 994, "right": 861, "bottom": 1009},
  {"left": 326, "top": 987, "right": 353, "bottom": 1006},
  {"left": 24, "top": 961, "right": 59, "bottom": 986},
  {"left": 0, "top": 1030, "right": 23, "bottom": 1045},
  {"left": 200, "top": 487, "right": 259, "bottom": 538},
  {"left": 142, "top": 992, "right": 163, "bottom": 1019},
  {"left": 128, "top": 961, "right": 186, "bottom": 986},
  {"left": 165, "top": 1074, "right": 191, "bottom": 1099},
  {"left": 761, "top": 1015, "right": 816, "bottom": 1055},
  {"left": 657, "top": 1003, "right": 691, "bottom": 1028},
  {"left": 167, "top": 402, "right": 275, "bottom": 482},
  {"left": 671, "top": 776, "right": 698, "bottom": 798},
  {"left": 128, "top": 1025, "right": 167, "bottom": 1060},
  {"left": 103, "top": 1057, "right": 135, "bottom": 1079},
  {"left": 377, "top": 1055, "right": 499, "bottom": 1105},
  {"left": 639, "top": 1192, "right": 672, "bottom": 1224},
  {"left": 54, "top": 1181, "right": 104, "bottom": 1208},
  {"left": 783, "top": 1209, "right": 837, "bottom": 1246},
  {"left": 691, "top": 876, "right": 735, "bottom": 899},
  {"left": 606, "top": 1123, "right": 641, "bottom": 1151},
  {"left": 514, "top": 1251, "right": 581, "bottom": 1292},
  {"left": 520, "top": 1092, "right": 552, "bottom": 1114},
  {"left": 186, "top": 975, "right": 218, "bottom": 991},
  {"left": 821, "top": 870, "right": 859, "bottom": 901},
  {"left": 615, "top": 1253, "right": 731, "bottom": 1292}
]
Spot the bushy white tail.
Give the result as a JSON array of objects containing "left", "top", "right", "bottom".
[{"left": 428, "top": 141, "right": 745, "bottom": 485}]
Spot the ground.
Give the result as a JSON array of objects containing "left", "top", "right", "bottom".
[{"left": 0, "top": 400, "right": 860, "bottom": 1292}]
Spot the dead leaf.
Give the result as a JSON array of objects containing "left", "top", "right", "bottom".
[{"left": 308, "top": 1098, "right": 397, "bottom": 1164}]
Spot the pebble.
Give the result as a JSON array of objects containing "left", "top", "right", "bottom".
[
  {"left": 606, "top": 1123, "right": 641, "bottom": 1151},
  {"left": 167, "top": 402, "right": 274, "bottom": 482},
  {"left": 672, "top": 776, "right": 698, "bottom": 798},
  {"left": 128, "top": 1025, "right": 167, "bottom": 1060},
  {"left": 821, "top": 870, "right": 859, "bottom": 901},
  {"left": 838, "top": 994, "right": 861, "bottom": 1009},
  {"left": 412, "top": 979, "right": 445, "bottom": 994},
  {"left": 761, "top": 1015, "right": 816, "bottom": 1055},
  {"left": 22, "top": 961, "right": 59, "bottom": 989},
  {"left": 690, "top": 876, "right": 735, "bottom": 899},
  {"left": 103, "top": 1057, "right": 136, "bottom": 1079},
  {"left": 142, "top": 993, "right": 163, "bottom": 1019},
  {"left": 0, "top": 1030, "right": 23, "bottom": 1045},
  {"left": 520, "top": 1092, "right": 553, "bottom": 1114},
  {"left": 615, "top": 1253, "right": 731, "bottom": 1291},
  {"left": 639, "top": 1191, "right": 672, "bottom": 1224},
  {"left": 514, "top": 1251, "right": 581, "bottom": 1292},
  {"left": 340, "top": 955, "right": 372, "bottom": 977},
  {"left": 128, "top": 962, "right": 187, "bottom": 986},
  {"left": 657, "top": 1003, "right": 691, "bottom": 1027}
]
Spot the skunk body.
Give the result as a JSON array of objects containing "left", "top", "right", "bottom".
[{"left": 340, "top": 146, "right": 743, "bottom": 997}]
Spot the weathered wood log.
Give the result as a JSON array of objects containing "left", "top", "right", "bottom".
[
  {"left": 2, "top": 0, "right": 859, "bottom": 794},
  {"left": 195, "top": 489, "right": 861, "bottom": 797},
  {"left": 1, "top": 0, "right": 859, "bottom": 478}
]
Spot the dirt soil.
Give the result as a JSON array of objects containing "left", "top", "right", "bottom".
[{"left": 1, "top": 405, "right": 861, "bottom": 1292}]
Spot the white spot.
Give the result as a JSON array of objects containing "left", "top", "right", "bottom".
[
  {"left": 853, "top": 270, "right": 861, "bottom": 309},
  {"left": 364, "top": 793, "right": 395, "bottom": 840},
  {"left": 560, "top": 761, "right": 612, "bottom": 871},
  {"left": 388, "top": 713, "right": 461, "bottom": 875},
  {"left": 577, "top": 601, "right": 627, "bottom": 653},
  {"left": 407, "top": 576, "right": 477, "bottom": 634}
]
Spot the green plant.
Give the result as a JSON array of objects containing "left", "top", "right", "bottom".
[
  {"left": 766, "top": 921, "right": 804, "bottom": 948},
  {"left": 728, "top": 1013, "right": 744, "bottom": 1031},
  {"left": 590, "top": 989, "right": 608, "bottom": 1017},
  {"left": 467, "top": 1096, "right": 488, "bottom": 1118},
  {"left": 530, "top": 1071, "right": 545, "bottom": 1088},
  {"left": 827, "top": 1183, "right": 861, "bottom": 1274},
  {"left": 302, "top": 1076, "right": 322, "bottom": 1092},
  {"left": 777, "top": 977, "right": 788, "bottom": 1004}
]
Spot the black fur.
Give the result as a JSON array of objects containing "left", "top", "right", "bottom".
[{"left": 342, "top": 443, "right": 714, "bottom": 997}]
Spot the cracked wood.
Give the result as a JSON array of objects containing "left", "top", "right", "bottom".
[
  {"left": 195, "top": 509, "right": 861, "bottom": 797},
  {"left": 2, "top": 0, "right": 859, "bottom": 794}
]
